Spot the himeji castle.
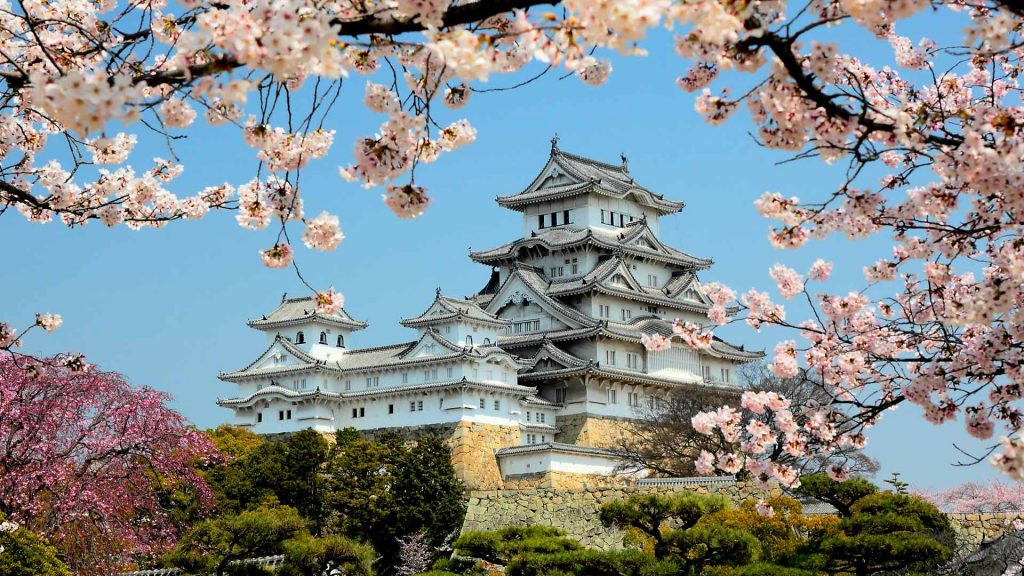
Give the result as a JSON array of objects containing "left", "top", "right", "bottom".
[{"left": 218, "top": 141, "right": 763, "bottom": 489}]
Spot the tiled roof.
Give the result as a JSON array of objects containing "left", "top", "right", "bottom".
[
  {"left": 220, "top": 336, "right": 533, "bottom": 382},
  {"left": 496, "top": 148, "right": 684, "bottom": 215},
  {"left": 218, "top": 378, "right": 539, "bottom": 407},
  {"left": 248, "top": 296, "right": 367, "bottom": 331},
  {"left": 637, "top": 476, "right": 736, "bottom": 486},
  {"left": 495, "top": 441, "right": 620, "bottom": 457},
  {"left": 470, "top": 220, "right": 711, "bottom": 269},
  {"left": 497, "top": 318, "right": 763, "bottom": 362},
  {"left": 401, "top": 291, "right": 510, "bottom": 328},
  {"left": 488, "top": 264, "right": 599, "bottom": 328}
]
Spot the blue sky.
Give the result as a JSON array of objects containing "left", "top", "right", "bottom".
[{"left": 0, "top": 12, "right": 1000, "bottom": 489}]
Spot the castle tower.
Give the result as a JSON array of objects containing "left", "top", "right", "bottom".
[{"left": 469, "top": 144, "right": 762, "bottom": 448}]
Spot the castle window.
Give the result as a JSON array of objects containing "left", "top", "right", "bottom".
[
  {"left": 600, "top": 209, "right": 606, "bottom": 224},
  {"left": 555, "top": 388, "right": 566, "bottom": 404},
  {"left": 549, "top": 212, "right": 559, "bottom": 226},
  {"left": 403, "top": 373, "right": 409, "bottom": 384},
  {"left": 360, "top": 407, "right": 365, "bottom": 417},
  {"left": 440, "top": 398, "right": 445, "bottom": 409},
  {"left": 570, "top": 258, "right": 579, "bottom": 274},
  {"left": 721, "top": 368, "right": 731, "bottom": 383},
  {"left": 410, "top": 401, "right": 416, "bottom": 412},
  {"left": 483, "top": 338, "right": 491, "bottom": 345},
  {"left": 296, "top": 331, "right": 305, "bottom": 344},
  {"left": 465, "top": 335, "right": 473, "bottom": 346},
  {"left": 538, "top": 214, "right": 545, "bottom": 229},
  {"left": 621, "top": 309, "right": 632, "bottom": 321},
  {"left": 493, "top": 400, "right": 501, "bottom": 411},
  {"left": 539, "top": 413, "right": 546, "bottom": 423},
  {"left": 417, "top": 401, "right": 423, "bottom": 411},
  {"left": 352, "top": 408, "right": 358, "bottom": 418},
  {"left": 605, "top": 350, "right": 616, "bottom": 365},
  {"left": 628, "top": 392, "right": 641, "bottom": 407},
  {"left": 279, "top": 410, "right": 285, "bottom": 420},
  {"left": 563, "top": 210, "right": 571, "bottom": 224},
  {"left": 337, "top": 335, "right": 344, "bottom": 347},
  {"left": 479, "top": 398, "right": 485, "bottom": 409},
  {"left": 257, "top": 413, "right": 263, "bottom": 423},
  {"left": 702, "top": 365, "right": 712, "bottom": 381},
  {"left": 388, "top": 404, "right": 394, "bottom": 414},
  {"left": 345, "top": 379, "right": 352, "bottom": 391},
  {"left": 647, "top": 274, "right": 659, "bottom": 287},
  {"left": 550, "top": 266, "right": 564, "bottom": 278},
  {"left": 645, "top": 306, "right": 658, "bottom": 314},
  {"left": 608, "top": 389, "right": 618, "bottom": 404},
  {"left": 627, "top": 353, "right": 639, "bottom": 369},
  {"left": 526, "top": 411, "right": 531, "bottom": 422},
  {"left": 599, "top": 305, "right": 610, "bottom": 318},
  {"left": 447, "top": 367, "right": 453, "bottom": 378},
  {"left": 319, "top": 331, "right": 327, "bottom": 344}
]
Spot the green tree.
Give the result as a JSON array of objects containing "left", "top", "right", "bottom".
[
  {"left": 166, "top": 504, "right": 307, "bottom": 576},
  {"left": 0, "top": 516, "right": 71, "bottom": 576},
  {"left": 278, "top": 532, "right": 375, "bottom": 576},
  {"left": 276, "top": 429, "right": 330, "bottom": 534},
  {"left": 327, "top": 430, "right": 466, "bottom": 572},
  {"left": 794, "top": 473, "right": 878, "bottom": 518},
  {"left": 599, "top": 493, "right": 760, "bottom": 574},
  {"left": 453, "top": 526, "right": 581, "bottom": 564},
  {"left": 599, "top": 493, "right": 728, "bottom": 559},
  {"left": 819, "top": 492, "right": 953, "bottom": 576}
]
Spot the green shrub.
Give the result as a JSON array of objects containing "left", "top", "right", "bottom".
[
  {"left": 506, "top": 549, "right": 678, "bottom": 576},
  {"left": 453, "top": 526, "right": 579, "bottom": 563},
  {"left": 0, "top": 516, "right": 70, "bottom": 576},
  {"left": 734, "top": 563, "right": 818, "bottom": 576}
]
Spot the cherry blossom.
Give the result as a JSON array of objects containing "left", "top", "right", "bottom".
[
  {"left": 0, "top": 354, "right": 216, "bottom": 575},
  {"left": 315, "top": 287, "right": 344, "bottom": 315},
  {"left": 302, "top": 211, "right": 344, "bottom": 251},
  {"left": 259, "top": 243, "right": 294, "bottom": 269}
]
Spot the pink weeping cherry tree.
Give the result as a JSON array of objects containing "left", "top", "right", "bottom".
[{"left": 0, "top": 354, "right": 217, "bottom": 575}]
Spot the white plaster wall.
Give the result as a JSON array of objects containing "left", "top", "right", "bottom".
[
  {"left": 498, "top": 450, "right": 627, "bottom": 477},
  {"left": 262, "top": 321, "right": 355, "bottom": 351},
  {"left": 522, "top": 198, "right": 586, "bottom": 235},
  {"left": 582, "top": 197, "right": 660, "bottom": 235}
]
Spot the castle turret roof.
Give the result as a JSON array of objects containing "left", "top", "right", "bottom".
[
  {"left": 496, "top": 147, "right": 684, "bottom": 215},
  {"left": 400, "top": 290, "right": 510, "bottom": 328},
  {"left": 248, "top": 295, "right": 367, "bottom": 331},
  {"left": 470, "top": 219, "right": 711, "bottom": 269}
]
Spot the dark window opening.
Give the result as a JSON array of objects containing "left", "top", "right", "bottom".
[
  {"left": 295, "top": 331, "right": 305, "bottom": 344},
  {"left": 388, "top": 404, "right": 394, "bottom": 414},
  {"left": 257, "top": 413, "right": 263, "bottom": 423},
  {"left": 337, "top": 334, "right": 344, "bottom": 347},
  {"left": 538, "top": 214, "right": 545, "bottom": 229},
  {"left": 319, "top": 331, "right": 328, "bottom": 344},
  {"left": 359, "top": 407, "right": 365, "bottom": 417}
]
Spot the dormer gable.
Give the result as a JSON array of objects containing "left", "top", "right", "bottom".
[{"left": 402, "top": 330, "right": 466, "bottom": 358}]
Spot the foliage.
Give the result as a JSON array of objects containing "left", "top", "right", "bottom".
[
  {"left": 278, "top": 532, "right": 375, "bottom": 576},
  {"left": 599, "top": 493, "right": 730, "bottom": 559},
  {"left": 794, "top": 473, "right": 878, "bottom": 518},
  {"left": 166, "top": 504, "right": 307, "bottom": 576},
  {"left": 328, "top": 430, "right": 466, "bottom": 571},
  {"left": 506, "top": 549, "right": 679, "bottom": 576},
  {"left": 798, "top": 476, "right": 955, "bottom": 576},
  {"left": 453, "top": 526, "right": 580, "bottom": 564},
  {"left": 0, "top": 354, "right": 217, "bottom": 575},
  {"left": 0, "top": 516, "right": 71, "bottom": 576}
]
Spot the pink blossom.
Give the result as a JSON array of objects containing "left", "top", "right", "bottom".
[
  {"left": 315, "top": 288, "right": 344, "bottom": 315},
  {"left": 808, "top": 259, "right": 833, "bottom": 282},
  {"left": 695, "top": 450, "right": 716, "bottom": 475},
  {"left": 34, "top": 313, "right": 62, "bottom": 332},
  {"left": 826, "top": 464, "right": 849, "bottom": 482},
  {"left": 755, "top": 499, "right": 775, "bottom": 517},
  {"left": 769, "top": 340, "right": 800, "bottom": 378},
  {"left": 717, "top": 452, "right": 744, "bottom": 474},
  {"left": 302, "top": 211, "right": 344, "bottom": 251},
  {"left": 259, "top": 243, "right": 294, "bottom": 269},
  {"left": 691, "top": 411, "right": 717, "bottom": 435},
  {"left": 769, "top": 264, "right": 805, "bottom": 299},
  {"left": 641, "top": 333, "right": 672, "bottom": 352},
  {"left": 384, "top": 184, "right": 432, "bottom": 219}
]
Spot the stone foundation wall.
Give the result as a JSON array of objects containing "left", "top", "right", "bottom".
[
  {"left": 555, "top": 414, "right": 636, "bottom": 448},
  {"left": 463, "top": 479, "right": 769, "bottom": 549},
  {"left": 358, "top": 421, "right": 520, "bottom": 490},
  {"left": 948, "top": 512, "right": 1024, "bottom": 548}
]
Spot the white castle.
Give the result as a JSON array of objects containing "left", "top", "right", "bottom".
[{"left": 218, "top": 142, "right": 762, "bottom": 488}]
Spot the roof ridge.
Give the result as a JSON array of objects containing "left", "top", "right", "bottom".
[{"left": 554, "top": 149, "right": 629, "bottom": 175}]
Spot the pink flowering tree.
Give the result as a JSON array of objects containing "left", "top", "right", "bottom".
[
  {"left": 0, "top": 0, "right": 1022, "bottom": 481},
  {"left": 0, "top": 353, "right": 218, "bottom": 575},
  {"left": 925, "top": 480, "right": 1024, "bottom": 513}
]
